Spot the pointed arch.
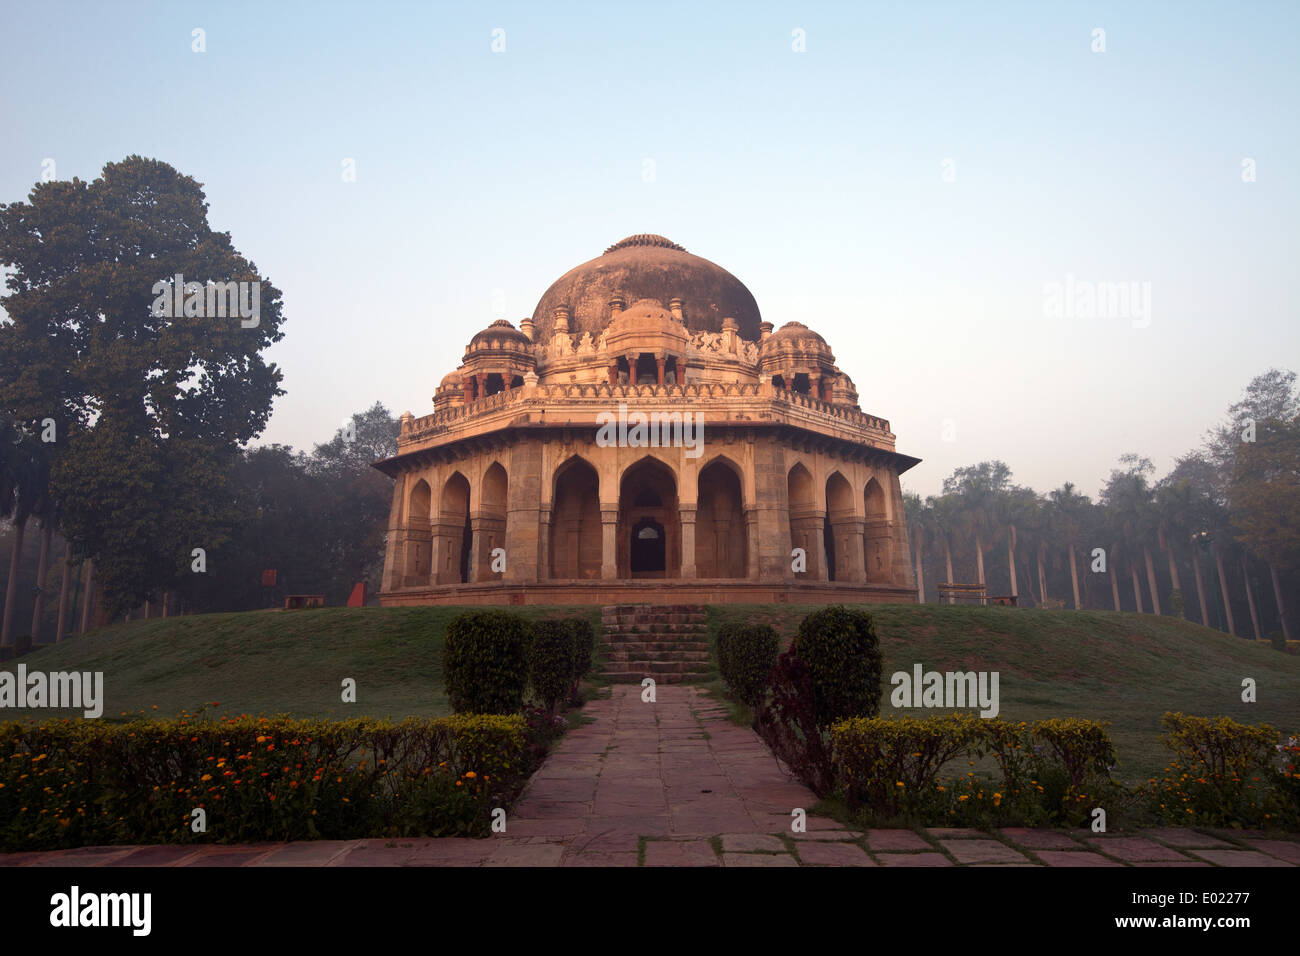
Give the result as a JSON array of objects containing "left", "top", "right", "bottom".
[
  {"left": 697, "top": 458, "right": 746, "bottom": 578},
  {"left": 550, "top": 456, "right": 601, "bottom": 579}
]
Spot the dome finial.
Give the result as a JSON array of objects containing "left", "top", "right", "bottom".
[{"left": 604, "top": 234, "right": 687, "bottom": 254}]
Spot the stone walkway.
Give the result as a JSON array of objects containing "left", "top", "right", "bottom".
[{"left": 2, "top": 685, "right": 1298, "bottom": 867}]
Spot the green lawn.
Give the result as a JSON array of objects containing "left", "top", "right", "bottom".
[
  {"left": 706, "top": 603, "right": 1300, "bottom": 782},
  {"left": 1, "top": 606, "right": 601, "bottom": 723},
  {"left": 5, "top": 602, "right": 1296, "bottom": 785}
]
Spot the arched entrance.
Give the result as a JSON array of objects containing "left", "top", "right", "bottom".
[
  {"left": 787, "top": 461, "right": 823, "bottom": 579},
  {"left": 697, "top": 459, "right": 746, "bottom": 578},
  {"left": 404, "top": 479, "right": 432, "bottom": 585},
  {"left": 438, "top": 472, "right": 471, "bottom": 584},
  {"left": 550, "top": 457, "right": 601, "bottom": 579},
  {"left": 618, "top": 458, "right": 679, "bottom": 578},
  {"left": 864, "top": 477, "right": 892, "bottom": 583}
]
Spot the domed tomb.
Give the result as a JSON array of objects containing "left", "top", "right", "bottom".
[{"left": 531, "top": 235, "right": 762, "bottom": 346}]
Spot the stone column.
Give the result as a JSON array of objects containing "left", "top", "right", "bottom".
[
  {"left": 836, "top": 517, "right": 867, "bottom": 582},
  {"left": 600, "top": 508, "right": 618, "bottom": 579},
  {"left": 476, "top": 373, "right": 488, "bottom": 400},
  {"left": 680, "top": 507, "right": 697, "bottom": 578},
  {"left": 656, "top": 354, "right": 665, "bottom": 386},
  {"left": 462, "top": 378, "right": 473, "bottom": 404},
  {"left": 539, "top": 511, "right": 552, "bottom": 579},
  {"left": 745, "top": 507, "right": 760, "bottom": 580},
  {"left": 791, "top": 513, "right": 827, "bottom": 580},
  {"left": 608, "top": 363, "right": 618, "bottom": 385}
]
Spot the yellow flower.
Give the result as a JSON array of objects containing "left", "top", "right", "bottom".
[
  {"left": 200, "top": 774, "right": 212, "bottom": 781},
  {"left": 465, "top": 772, "right": 477, "bottom": 779}
]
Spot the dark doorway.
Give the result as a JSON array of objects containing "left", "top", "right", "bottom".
[
  {"left": 631, "top": 519, "right": 666, "bottom": 575},
  {"left": 460, "top": 521, "right": 472, "bottom": 583}
]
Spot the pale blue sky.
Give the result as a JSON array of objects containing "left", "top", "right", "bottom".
[{"left": 2, "top": 0, "right": 1296, "bottom": 498}]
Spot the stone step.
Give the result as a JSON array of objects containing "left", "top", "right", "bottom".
[
  {"left": 602, "top": 623, "right": 708, "bottom": 637},
  {"left": 603, "top": 648, "right": 711, "bottom": 662},
  {"left": 602, "top": 615, "right": 707, "bottom": 628},
  {"left": 601, "top": 640, "right": 709, "bottom": 653}
]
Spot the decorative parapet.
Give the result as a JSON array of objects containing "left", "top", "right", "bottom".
[{"left": 398, "top": 381, "right": 893, "bottom": 449}]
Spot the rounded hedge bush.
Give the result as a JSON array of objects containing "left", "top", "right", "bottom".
[
  {"left": 791, "top": 605, "right": 882, "bottom": 726},
  {"left": 443, "top": 611, "right": 531, "bottom": 714},
  {"left": 529, "top": 619, "right": 575, "bottom": 712},
  {"left": 717, "top": 622, "right": 779, "bottom": 706}
]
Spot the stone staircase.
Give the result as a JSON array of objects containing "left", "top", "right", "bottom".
[{"left": 600, "top": 604, "right": 711, "bottom": 684}]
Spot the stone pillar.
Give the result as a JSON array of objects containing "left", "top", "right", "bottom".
[
  {"left": 669, "top": 297, "right": 684, "bottom": 321},
  {"left": 539, "top": 511, "right": 552, "bottom": 579},
  {"left": 745, "top": 508, "right": 760, "bottom": 580},
  {"left": 791, "top": 513, "right": 827, "bottom": 580},
  {"left": 608, "top": 363, "right": 618, "bottom": 385},
  {"left": 680, "top": 507, "right": 697, "bottom": 578},
  {"left": 504, "top": 372, "right": 513, "bottom": 392},
  {"left": 476, "top": 373, "right": 488, "bottom": 400},
  {"left": 835, "top": 517, "right": 867, "bottom": 582},
  {"left": 656, "top": 354, "right": 665, "bottom": 386},
  {"left": 600, "top": 508, "right": 618, "bottom": 579}
]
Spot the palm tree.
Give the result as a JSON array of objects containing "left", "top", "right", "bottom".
[{"left": 1049, "top": 482, "right": 1090, "bottom": 609}]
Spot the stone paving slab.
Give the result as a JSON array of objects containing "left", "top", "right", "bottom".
[{"left": 2, "top": 685, "right": 1298, "bottom": 868}]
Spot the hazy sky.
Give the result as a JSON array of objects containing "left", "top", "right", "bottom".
[{"left": 2, "top": 1, "right": 1296, "bottom": 499}]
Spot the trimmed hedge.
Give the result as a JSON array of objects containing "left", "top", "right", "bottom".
[
  {"left": 529, "top": 620, "right": 575, "bottom": 712},
  {"left": 0, "top": 714, "right": 527, "bottom": 851},
  {"left": 832, "top": 715, "right": 1117, "bottom": 825},
  {"left": 443, "top": 610, "right": 530, "bottom": 714},
  {"left": 566, "top": 617, "right": 596, "bottom": 684},
  {"left": 716, "top": 622, "right": 779, "bottom": 706},
  {"left": 792, "top": 605, "right": 883, "bottom": 726}
]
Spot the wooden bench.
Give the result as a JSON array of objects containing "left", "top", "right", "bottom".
[
  {"left": 989, "top": 594, "right": 1018, "bottom": 607},
  {"left": 937, "top": 582, "right": 987, "bottom": 605},
  {"left": 283, "top": 594, "right": 326, "bottom": 610}
]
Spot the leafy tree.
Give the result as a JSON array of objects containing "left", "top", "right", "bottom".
[{"left": 0, "top": 157, "right": 286, "bottom": 616}]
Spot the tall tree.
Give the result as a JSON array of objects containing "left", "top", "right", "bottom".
[{"left": 0, "top": 157, "right": 286, "bottom": 616}]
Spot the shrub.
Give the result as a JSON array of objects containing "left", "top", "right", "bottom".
[
  {"left": 791, "top": 605, "right": 883, "bottom": 726},
  {"left": 1144, "top": 712, "right": 1294, "bottom": 827},
  {"left": 754, "top": 648, "right": 835, "bottom": 796},
  {"left": 529, "top": 620, "right": 575, "bottom": 713},
  {"left": 0, "top": 713, "right": 528, "bottom": 851},
  {"left": 443, "top": 610, "right": 530, "bottom": 714},
  {"left": 566, "top": 617, "right": 596, "bottom": 682},
  {"left": 833, "top": 712, "right": 984, "bottom": 815},
  {"left": 716, "top": 622, "right": 779, "bottom": 706}
]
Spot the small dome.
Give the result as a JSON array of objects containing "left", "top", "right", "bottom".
[
  {"left": 438, "top": 371, "right": 461, "bottom": 390},
  {"left": 469, "top": 319, "right": 531, "bottom": 349},
  {"left": 761, "top": 321, "right": 830, "bottom": 353}
]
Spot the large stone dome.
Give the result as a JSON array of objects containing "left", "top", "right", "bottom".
[{"left": 531, "top": 234, "right": 762, "bottom": 346}]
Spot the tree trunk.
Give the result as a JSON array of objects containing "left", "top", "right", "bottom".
[
  {"left": 1111, "top": 544, "right": 1122, "bottom": 611},
  {"left": 1, "top": 515, "right": 29, "bottom": 647},
  {"left": 1270, "top": 564, "right": 1292, "bottom": 640},
  {"left": 55, "top": 543, "right": 73, "bottom": 643},
  {"left": 1143, "top": 546, "right": 1162, "bottom": 615},
  {"left": 1068, "top": 541, "right": 1081, "bottom": 609},
  {"left": 1007, "top": 543, "right": 1018, "bottom": 599},
  {"left": 29, "top": 520, "right": 53, "bottom": 642},
  {"left": 78, "top": 559, "right": 94, "bottom": 634},
  {"left": 1037, "top": 549, "right": 1048, "bottom": 606},
  {"left": 1212, "top": 544, "right": 1237, "bottom": 636},
  {"left": 1165, "top": 551, "right": 1183, "bottom": 617},
  {"left": 913, "top": 529, "right": 925, "bottom": 603},
  {"left": 161, "top": 591, "right": 170, "bottom": 619},
  {"left": 974, "top": 531, "right": 986, "bottom": 605},
  {"left": 944, "top": 542, "right": 954, "bottom": 605},
  {"left": 1241, "top": 555, "right": 1262, "bottom": 640},
  {"left": 1130, "top": 562, "right": 1144, "bottom": 613},
  {"left": 1192, "top": 549, "right": 1210, "bottom": 626}
]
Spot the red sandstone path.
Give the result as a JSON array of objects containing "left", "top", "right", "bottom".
[{"left": 1, "top": 685, "right": 1298, "bottom": 867}]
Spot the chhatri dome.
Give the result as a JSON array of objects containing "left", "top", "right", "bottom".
[{"left": 374, "top": 234, "right": 920, "bottom": 607}]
